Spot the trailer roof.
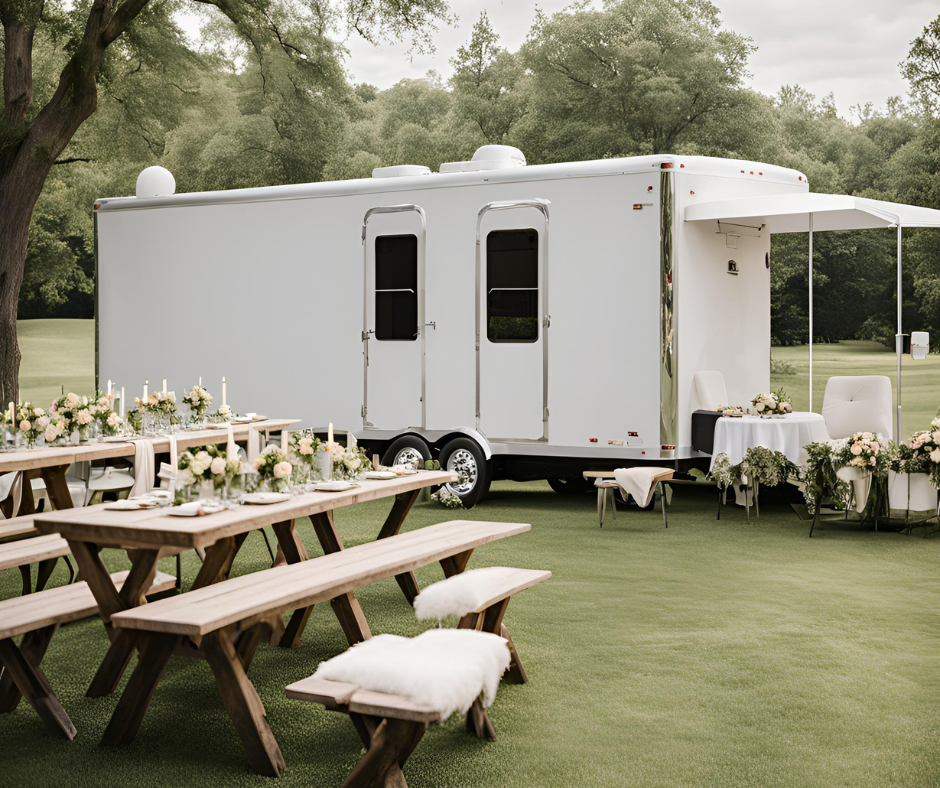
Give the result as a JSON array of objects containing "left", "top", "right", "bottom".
[
  {"left": 94, "top": 155, "right": 807, "bottom": 213},
  {"left": 684, "top": 192, "right": 940, "bottom": 232}
]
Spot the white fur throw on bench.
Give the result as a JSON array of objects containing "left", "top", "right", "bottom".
[
  {"left": 313, "top": 629, "right": 510, "bottom": 719},
  {"left": 412, "top": 566, "right": 516, "bottom": 622}
]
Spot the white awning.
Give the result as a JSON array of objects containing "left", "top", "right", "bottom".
[{"left": 684, "top": 192, "right": 940, "bottom": 233}]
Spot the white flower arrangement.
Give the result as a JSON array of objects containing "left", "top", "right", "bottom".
[
  {"left": 135, "top": 391, "right": 177, "bottom": 415},
  {"left": 183, "top": 385, "right": 213, "bottom": 416},
  {"left": 750, "top": 389, "right": 793, "bottom": 416},
  {"left": 254, "top": 445, "right": 294, "bottom": 491},
  {"left": 325, "top": 441, "right": 373, "bottom": 480},
  {"left": 177, "top": 444, "right": 241, "bottom": 494}
]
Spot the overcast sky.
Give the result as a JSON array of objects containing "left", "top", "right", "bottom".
[{"left": 340, "top": 0, "right": 936, "bottom": 116}]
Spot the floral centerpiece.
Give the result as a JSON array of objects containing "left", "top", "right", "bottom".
[
  {"left": 14, "top": 403, "right": 49, "bottom": 447},
  {"left": 89, "top": 392, "right": 122, "bottom": 437},
  {"left": 750, "top": 389, "right": 793, "bottom": 417},
  {"left": 288, "top": 431, "right": 322, "bottom": 485},
  {"left": 254, "top": 445, "right": 294, "bottom": 492},
  {"left": 835, "top": 432, "right": 884, "bottom": 473},
  {"left": 326, "top": 441, "right": 373, "bottom": 480},
  {"left": 906, "top": 417, "right": 940, "bottom": 486},
  {"left": 177, "top": 444, "right": 241, "bottom": 499},
  {"left": 136, "top": 391, "right": 177, "bottom": 415},
  {"left": 182, "top": 385, "right": 213, "bottom": 421},
  {"left": 50, "top": 392, "right": 94, "bottom": 441}
]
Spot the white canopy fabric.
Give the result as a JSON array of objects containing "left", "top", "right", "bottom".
[{"left": 684, "top": 192, "right": 940, "bottom": 233}]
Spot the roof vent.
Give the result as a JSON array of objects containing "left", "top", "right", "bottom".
[
  {"left": 440, "top": 145, "right": 526, "bottom": 174},
  {"left": 136, "top": 166, "right": 175, "bottom": 198},
  {"left": 372, "top": 165, "right": 431, "bottom": 179}
]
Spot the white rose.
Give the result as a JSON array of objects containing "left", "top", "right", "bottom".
[
  {"left": 346, "top": 456, "right": 361, "bottom": 471},
  {"left": 210, "top": 457, "right": 227, "bottom": 476},
  {"left": 931, "top": 448, "right": 940, "bottom": 464},
  {"left": 44, "top": 425, "right": 59, "bottom": 442},
  {"left": 107, "top": 413, "right": 121, "bottom": 428},
  {"left": 56, "top": 420, "right": 66, "bottom": 432},
  {"left": 273, "top": 461, "right": 292, "bottom": 479},
  {"left": 66, "top": 393, "right": 80, "bottom": 408},
  {"left": 34, "top": 407, "right": 44, "bottom": 417},
  {"left": 299, "top": 437, "right": 314, "bottom": 455},
  {"left": 77, "top": 410, "right": 93, "bottom": 425},
  {"left": 99, "top": 396, "right": 110, "bottom": 408},
  {"left": 177, "top": 467, "right": 194, "bottom": 487},
  {"left": 755, "top": 402, "right": 765, "bottom": 412},
  {"left": 37, "top": 415, "right": 50, "bottom": 428}
]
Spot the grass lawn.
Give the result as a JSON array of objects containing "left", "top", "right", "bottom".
[
  {"left": 771, "top": 340, "right": 940, "bottom": 436},
  {"left": 18, "top": 319, "right": 95, "bottom": 407},
  {"left": 2, "top": 482, "right": 938, "bottom": 787}
]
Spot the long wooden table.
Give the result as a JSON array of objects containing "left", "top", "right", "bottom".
[
  {"left": 0, "top": 418, "right": 298, "bottom": 514},
  {"left": 34, "top": 470, "right": 457, "bottom": 697}
]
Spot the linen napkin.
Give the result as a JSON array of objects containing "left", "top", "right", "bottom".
[{"left": 129, "top": 439, "right": 156, "bottom": 498}]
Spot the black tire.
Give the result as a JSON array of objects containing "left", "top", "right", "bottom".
[
  {"left": 381, "top": 435, "right": 432, "bottom": 469},
  {"left": 547, "top": 476, "right": 595, "bottom": 495},
  {"left": 439, "top": 437, "right": 491, "bottom": 509}
]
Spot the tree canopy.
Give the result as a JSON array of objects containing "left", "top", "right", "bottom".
[{"left": 8, "top": 0, "right": 940, "bottom": 359}]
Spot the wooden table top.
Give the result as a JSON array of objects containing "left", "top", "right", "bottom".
[
  {"left": 35, "top": 470, "right": 458, "bottom": 550},
  {"left": 0, "top": 418, "right": 299, "bottom": 473}
]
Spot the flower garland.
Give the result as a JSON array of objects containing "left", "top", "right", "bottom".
[
  {"left": 801, "top": 441, "right": 851, "bottom": 514},
  {"left": 835, "top": 432, "right": 886, "bottom": 474},
  {"left": 904, "top": 416, "right": 940, "bottom": 486},
  {"left": 135, "top": 391, "right": 177, "bottom": 415},
  {"left": 709, "top": 447, "right": 795, "bottom": 491}
]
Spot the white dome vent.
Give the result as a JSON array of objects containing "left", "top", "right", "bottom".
[
  {"left": 372, "top": 165, "right": 432, "bottom": 179},
  {"left": 440, "top": 145, "right": 526, "bottom": 174},
  {"left": 136, "top": 166, "right": 176, "bottom": 198}
]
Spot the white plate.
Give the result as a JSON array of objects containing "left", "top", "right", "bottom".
[
  {"left": 364, "top": 471, "right": 397, "bottom": 480},
  {"left": 313, "top": 481, "right": 359, "bottom": 492},
  {"left": 105, "top": 500, "right": 160, "bottom": 511},
  {"left": 167, "top": 502, "right": 225, "bottom": 517},
  {"left": 241, "top": 492, "right": 291, "bottom": 505}
]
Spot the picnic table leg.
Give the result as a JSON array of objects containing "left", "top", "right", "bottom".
[
  {"left": 458, "top": 597, "right": 528, "bottom": 685},
  {"left": 439, "top": 548, "right": 473, "bottom": 579},
  {"left": 343, "top": 716, "right": 427, "bottom": 788},
  {"left": 271, "top": 520, "right": 315, "bottom": 648},
  {"left": 377, "top": 490, "right": 422, "bottom": 605},
  {"left": 191, "top": 534, "right": 247, "bottom": 589},
  {"left": 0, "top": 623, "right": 57, "bottom": 713},
  {"left": 0, "top": 634, "right": 76, "bottom": 740},
  {"left": 101, "top": 632, "right": 179, "bottom": 748},
  {"left": 202, "top": 628, "right": 286, "bottom": 778},
  {"left": 310, "top": 510, "right": 345, "bottom": 553},
  {"left": 40, "top": 465, "right": 74, "bottom": 510},
  {"left": 68, "top": 541, "right": 162, "bottom": 698}
]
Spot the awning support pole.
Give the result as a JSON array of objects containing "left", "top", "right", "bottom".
[
  {"left": 808, "top": 213, "right": 814, "bottom": 412},
  {"left": 895, "top": 225, "right": 903, "bottom": 443}
]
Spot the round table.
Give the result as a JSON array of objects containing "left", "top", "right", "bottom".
[{"left": 708, "top": 412, "right": 829, "bottom": 471}]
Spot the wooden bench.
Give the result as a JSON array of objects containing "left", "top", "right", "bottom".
[
  {"left": 286, "top": 676, "right": 449, "bottom": 788},
  {"left": 0, "top": 533, "right": 74, "bottom": 595},
  {"left": 0, "top": 569, "right": 176, "bottom": 739},
  {"left": 416, "top": 566, "right": 551, "bottom": 693},
  {"left": 104, "top": 519, "right": 531, "bottom": 777},
  {"left": 0, "top": 514, "right": 38, "bottom": 543}
]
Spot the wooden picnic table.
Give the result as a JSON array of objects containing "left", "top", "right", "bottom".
[
  {"left": 34, "top": 469, "right": 457, "bottom": 698},
  {"left": 0, "top": 418, "right": 298, "bottom": 515}
]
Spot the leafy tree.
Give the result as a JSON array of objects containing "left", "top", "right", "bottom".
[
  {"left": 0, "top": 0, "right": 450, "bottom": 399},
  {"left": 517, "top": 0, "right": 754, "bottom": 161},
  {"left": 450, "top": 12, "right": 527, "bottom": 144}
]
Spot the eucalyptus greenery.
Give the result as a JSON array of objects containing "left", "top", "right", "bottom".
[
  {"left": 709, "top": 447, "right": 794, "bottom": 491},
  {"left": 802, "top": 441, "right": 851, "bottom": 515}
]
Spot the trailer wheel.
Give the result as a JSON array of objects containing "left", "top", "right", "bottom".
[
  {"left": 440, "top": 437, "right": 490, "bottom": 509},
  {"left": 382, "top": 435, "right": 431, "bottom": 469}
]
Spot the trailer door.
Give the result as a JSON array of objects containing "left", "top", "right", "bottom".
[
  {"left": 477, "top": 202, "right": 549, "bottom": 440},
  {"left": 363, "top": 206, "right": 426, "bottom": 429}
]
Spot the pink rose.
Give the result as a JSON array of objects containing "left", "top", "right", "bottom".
[
  {"left": 98, "top": 396, "right": 110, "bottom": 408},
  {"left": 273, "top": 461, "right": 292, "bottom": 479},
  {"left": 850, "top": 443, "right": 863, "bottom": 456},
  {"left": 871, "top": 442, "right": 879, "bottom": 453},
  {"left": 931, "top": 448, "right": 940, "bottom": 464},
  {"left": 19, "top": 420, "right": 30, "bottom": 432},
  {"left": 299, "top": 437, "right": 314, "bottom": 455}
]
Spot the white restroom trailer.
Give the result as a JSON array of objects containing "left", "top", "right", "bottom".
[{"left": 95, "top": 148, "right": 808, "bottom": 505}]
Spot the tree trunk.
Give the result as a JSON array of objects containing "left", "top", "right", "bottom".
[{"left": 0, "top": 163, "right": 48, "bottom": 403}]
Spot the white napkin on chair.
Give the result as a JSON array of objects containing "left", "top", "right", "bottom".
[
  {"left": 0, "top": 472, "right": 22, "bottom": 518},
  {"left": 129, "top": 439, "right": 156, "bottom": 498},
  {"left": 613, "top": 467, "right": 667, "bottom": 508}
]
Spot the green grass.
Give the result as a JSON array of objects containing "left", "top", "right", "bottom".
[
  {"left": 771, "top": 340, "right": 940, "bottom": 436},
  {"left": 18, "top": 319, "right": 95, "bottom": 407},
  {"left": 2, "top": 482, "right": 938, "bottom": 787}
]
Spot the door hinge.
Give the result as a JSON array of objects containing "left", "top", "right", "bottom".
[
  {"left": 361, "top": 404, "right": 367, "bottom": 418},
  {"left": 543, "top": 315, "right": 551, "bottom": 328},
  {"left": 361, "top": 329, "right": 374, "bottom": 342},
  {"left": 425, "top": 321, "right": 436, "bottom": 331},
  {"left": 543, "top": 407, "right": 550, "bottom": 421}
]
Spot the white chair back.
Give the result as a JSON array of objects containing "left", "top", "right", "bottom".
[
  {"left": 691, "top": 371, "right": 729, "bottom": 412},
  {"left": 821, "top": 375, "right": 892, "bottom": 440}
]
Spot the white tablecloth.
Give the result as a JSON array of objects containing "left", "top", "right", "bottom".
[{"left": 708, "top": 412, "right": 829, "bottom": 470}]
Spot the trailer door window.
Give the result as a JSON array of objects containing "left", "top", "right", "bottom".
[
  {"left": 486, "top": 229, "right": 539, "bottom": 343},
  {"left": 375, "top": 234, "right": 418, "bottom": 341}
]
